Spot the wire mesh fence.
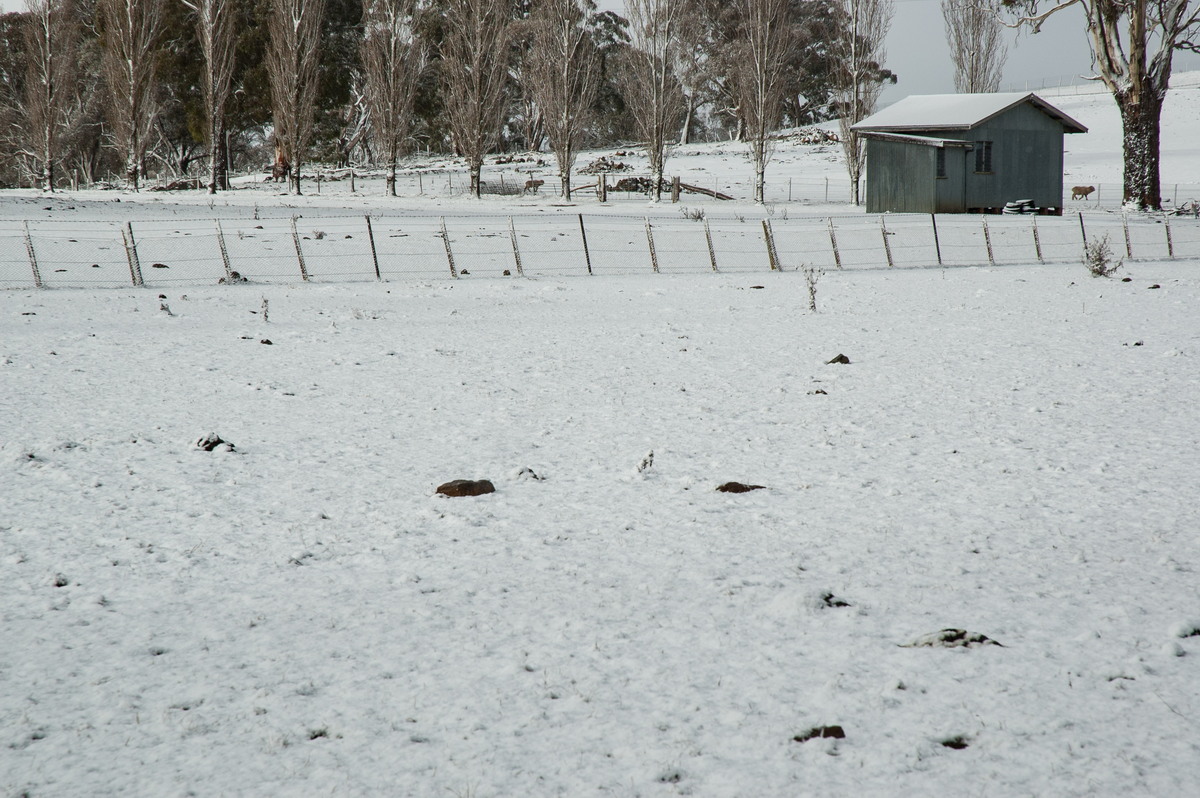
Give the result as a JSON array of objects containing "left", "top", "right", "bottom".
[{"left": 1, "top": 211, "right": 1196, "bottom": 290}]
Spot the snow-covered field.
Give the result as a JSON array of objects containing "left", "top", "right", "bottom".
[{"left": 3, "top": 81, "right": 1200, "bottom": 797}]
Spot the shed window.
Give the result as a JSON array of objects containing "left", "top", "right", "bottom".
[
  {"left": 974, "top": 141, "right": 993, "bottom": 173},
  {"left": 936, "top": 148, "right": 947, "bottom": 178}
]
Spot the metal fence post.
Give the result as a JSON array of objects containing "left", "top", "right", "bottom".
[
  {"left": 508, "top": 217, "right": 524, "bottom": 276},
  {"left": 123, "top": 222, "right": 144, "bottom": 286},
  {"left": 828, "top": 218, "right": 842, "bottom": 270},
  {"left": 930, "top": 214, "right": 942, "bottom": 266},
  {"left": 578, "top": 214, "right": 593, "bottom": 275},
  {"left": 982, "top": 217, "right": 995, "bottom": 265},
  {"left": 440, "top": 217, "right": 458, "bottom": 278},
  {"left": 23, "top": 221, "right": 43, "bottom": 288},
  {"left": 365, "top": 215, "right": 381, "bottom": 280},
  {"left": 703, "top": 218, "right": 719, "bottom": 272},
  {"left": 291, "top": 217, "right": 310, "bottom": 281},
  {"left": 216, "top": 220, "right": 234, "bottom": 281},
  {"left": 645, "top": 217, "right": 660, "bottom": 273},
  {"left": 1078, "top": 212, "right": 1088, "bottom": 249}
]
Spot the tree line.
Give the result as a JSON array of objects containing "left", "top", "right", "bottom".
[{"left": 0, "top": 0, "right": 905, "bottom": 202}]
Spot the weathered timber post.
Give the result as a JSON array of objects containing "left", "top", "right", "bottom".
[
  {"left": 578, "top": 214, "right": 593, "bottom": 275},
  {"left": 24, "top": 221, "right": 43, "bottom": 288},
  {"left": 216, "top": 220, "right": 234, "bottom": 281},
  {"left": 440, "top": 217, "right": 458, "bottom": 278},
  {"left": 828, "top": 218, "right": 842, "bottom": 270},
  {"left": 645, "top": 217, "right": 660, "bottom": 273},
  {"left": 703, "top": 218, "right": 719, "bottom": 272},
  {"left": 124, "top": 222, "right": 144, "bottom": 286}
]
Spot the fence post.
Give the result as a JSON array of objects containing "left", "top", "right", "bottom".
[
  {"left": 598, "top": 172, "right": 607, "bottom": 203},
  {"left": 508, "top": 217, "right": 524, "bottom": 276},
  {"left": 440, "top": 217, "right": 458, "bottom": 278},
  {"left": 828, "top": 218, "right": 842, "bottom": 270},
  {"left": 982, "top": 217, "right": 995, "bottom": 265},
  {"left": 123, "top": 222, "right": 144, "bottom": 286},
  {"left": 215, "top": 220, "right": 234, "bottom": 281},
  {"left": 291, "top": 217, "right": 310, "bottom": 281},
  {"left": 418, "top": 173, "right": 423, "bottom": 194},
  {"left": 703, "top": 218, "right": 719, "bottom": 272},
  {"left": 824, "top": 177, "right": 828, "bottom": 203},
  {"left": 645, "top": 217, "right": 660, "bottom": 273},
  {"left": 880, "top": 217, "right": 894, "bottom": 268},
  {"left": 350, "top": 169, "right": 355, "bottom": 194},
  {"left": 1122, "top": 213, "right": 1133, "bottom": 259},
  {"left": 1165, "top": 218, "right": 1174, "bottom": 258},
  {"left": 765, "top": 219, "right": 782, "bottom": 271},
  {"left": 930, "top": 214, "right": 942, "bottom": 266},
  {"left": 671, "top": 176, "right": 681, "bottom": 203},
  {"left": 579, "top": 214, "right": 593, "bottom": 275},
  {"left": 1078, "top": 211, "right": 1088, "bottom": 248},
  {"left": 23, "top": 221, "right": 43, "bottom": 288},
  {"left": 788, "top": 177, "right": 793, "bottom": 202},
  {"left": 1032, "top": 217, "right": 1044, "bottom": 263},
  {"left": 365, "top": 215, "right": 381, "bottom": 281}
]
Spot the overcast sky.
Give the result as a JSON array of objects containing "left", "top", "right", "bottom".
[{"left": 2, "top": 0, "right": 1197, "bottom": 104}]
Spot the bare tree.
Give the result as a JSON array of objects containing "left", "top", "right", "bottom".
[
  {"left": 440, "top": 0, "right": 513, "bottom": 198},
  {"left": 1004, "top": 0, "right": 1200, "bottom": 210},
  {"left": 99, "top": 0, "right": 164, "bottom": 189},
  {"left": 180, "top": 0, "right": 237, "bottom": 193},
  {"left": 831, "top": 0, "right": 894, "bottom": 205},
  {"left": 528, "top": 0, "right": 600, "bottom": 199},
  {"left": 22, "top": 0, "right": 79, "bottom": 191},
  {"left": 728, "top": 0, "right": 794, "bottom": 204},
  {"left": 265, "top": 0, "right": 325, "bottom": 194},
  {"left": 621, "top": 0, "right": 688, "bottom": 201},
  {"left": 363, "top": 0, "right": 426, "bottom": 195},
  {"left": 942, "top": 0, "right": 1007, "bottom": 93}
]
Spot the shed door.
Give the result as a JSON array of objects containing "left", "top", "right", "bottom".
[{"left": 935, "top": 147, "right": 967, "bottom": 213}]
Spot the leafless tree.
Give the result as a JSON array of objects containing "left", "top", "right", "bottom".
[
  {"left": 363, "top": 0, "right": 427, "bottom": 195},
  {"left": 22, "top": 0, "right": 79, "bottom": 191},
  {"left": 528, "top": 0, "right": 600, "bottom": 199},
  {"left": 942, "top": 0, "right": 1007, "bottom": 93},
  {"left": 621, "top": 0, "right": 689, "bottom": 201},
  {"left": 1004, "top": 0, "right": 1200, "bottom": 210},
  {"left": 440, "top": 0, "right": 513, "bottom": 198},
  {"left": 265, "top": 0, "right": 325, "bottom": 194},
  {"left": 180, "top": 0, "right": 237, "bottom": 193},
  {"left": 99, "top": 0, "right": 164, "bottom": 189},
  {"left": 831, "top": 0, "right": 894, "bottom": 205},
  {"left": 727, "top": 0, "right": 794, "bottom": 204}
]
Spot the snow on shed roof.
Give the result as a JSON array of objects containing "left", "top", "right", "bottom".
[
  {"left": 856, "top": 132, "right": 974, "bottom": 148},
  {"left": 851, "top": 93, "right": 1088, "bottom": 134}
]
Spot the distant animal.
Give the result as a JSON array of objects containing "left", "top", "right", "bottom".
[
  {"left": 523, "top": 178, "right": 544, "bottom": 194},
  {"left": 271, "top": 156, "right": 291, "bottom": 183},
  {"left": 1071, "top": 185, "right": 1096, "bottom": 200}
]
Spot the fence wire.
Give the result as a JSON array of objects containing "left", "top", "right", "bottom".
[{"left": 1, "top": 211, "right": 1196, "bottom": 290}]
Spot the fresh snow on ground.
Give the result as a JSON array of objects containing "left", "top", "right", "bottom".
[{"left": 2, "top": 79, "right": 1200, "bottom": 797}]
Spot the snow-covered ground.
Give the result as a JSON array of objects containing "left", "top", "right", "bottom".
[{"left": 3, "top": 80, "right": 1200, "bottom": 797}]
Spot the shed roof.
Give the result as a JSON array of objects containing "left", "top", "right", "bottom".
[
  {"left": 857, "top": 131, "right": 974, "bottom": 148},
  {"left": 851, "top": 93, "right": 1087, "bottom": 134}
]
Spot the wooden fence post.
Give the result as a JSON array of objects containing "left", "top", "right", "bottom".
[
  {"left": 1165, "top": 218, "right": 1174, "bottom": 258},
  {"left": 1122, "top": 213, "right": 1133, "bottom": 259},
  {"left": 23, "top": 221, "right": 43, "bottom": 288},
  {"left": 880, "top": 217, "right": 894, "bottom": 268},
  {"left": 291, "top": 217, "right": 310, "bottom": 281},
  {"left": 123, "top": 222, "right": 144, "bottom": 286},
  {"left": 982, "top": 217, "right": 995, "bottom": 265},
  {"left": 764, "top": 219, "right": 782, "bottom": 271},
  {"left": 440, "top": 217, "right": 458, "bottom": 278},
  {"left": 598, "top": 172, "right": 607, "bottom": 203},
  {"left": 671, "top": 176, "right": 681, "bottom": 203},
  {"left": 508, "top": 217, "right": 524, "bottom": 276},
  {"left": 828, "top": 218, "right": 842, "bottom": 270},
  {"left": 930, "top": 214, "right": 942, "bottom": 266},
  {"left": 365, "top": 215, "right": 381, "bottom": 281},
  {"left": 1032, "top": 217, "right": 1044, "bottom": 263},
  {"left": 215, "top": 220, "right": 234, "bottom": 281},
  {"left": 703, "top": 218, "right": 719, "bottom": 272},
  {"left": 645, "top": 217, "right": 660, "bottom": 273}
]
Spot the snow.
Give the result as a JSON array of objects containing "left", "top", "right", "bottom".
[
  {"left": 853, "top": 92, "right": 1087, "bottom": 134},
  {"left": 3, "top": 78, "right": 1200, "bottom": 797}
]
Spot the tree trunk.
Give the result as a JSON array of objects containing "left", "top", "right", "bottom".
[
  {"left": 470, "top": 159, "right": 482, "bottom": 198},
  {"left": 388, "top": 162, "right": 397, "bottom": 197},
  {"left": 292, "top": 162, "right": 302, "bottom": 195},
  {"left": 1117, "top": 88, "right": 1163, "bottom": 210}
]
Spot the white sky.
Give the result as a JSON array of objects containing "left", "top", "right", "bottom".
[{"left": 2, "top": 0, "right": 1197, "bottom": 103}]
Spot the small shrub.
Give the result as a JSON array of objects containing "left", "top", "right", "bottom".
[
  {"left": 680, "top": 206, "right": 705, "bottom": 222},
  {"left": 802, "top": 262, "right": 824, "bottom": 311},
  {"left": 1084, "top": 233, "right": 1123, "bottom": 277}
]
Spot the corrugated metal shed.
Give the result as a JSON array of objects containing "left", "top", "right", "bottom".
[{"left": 850, "top": 93, "right": 1087, "bottom": 215}]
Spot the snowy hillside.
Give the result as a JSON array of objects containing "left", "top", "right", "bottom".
[{"left": 2, "top": 76, "right": 1200, "bottom": 797}]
